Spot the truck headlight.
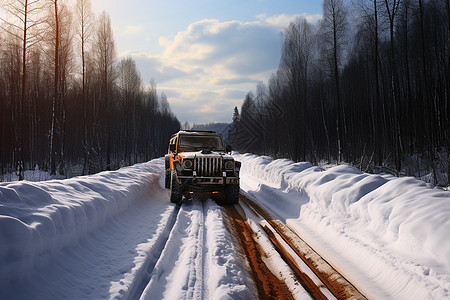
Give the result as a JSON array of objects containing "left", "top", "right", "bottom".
[
  {"left": 224, "top": 160, "right": 234, "bottom": 170},
  {"left": 182, "top": 159, "right": 193, "bottom": 170}
]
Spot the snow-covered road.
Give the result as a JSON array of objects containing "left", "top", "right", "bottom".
[
  {"left": 1, "top": 154, "right": 449, "bottom": 299},
  {"left": 140, "top": 199, "right": 253, "bottom": 299}
]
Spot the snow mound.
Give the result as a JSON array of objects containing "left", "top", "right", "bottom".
[
  {"left": 0, "top": 162, "right": 160, "bottom": 283},
  {"left": 236, "top": 153, "right": 450, "bottom": 299}
]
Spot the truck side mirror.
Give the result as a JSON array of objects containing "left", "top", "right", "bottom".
[
  {"left": 225, "top": 145, "right": 232, "bottom": 154},
  {"left": 170, "top": 144, "right": 176, "bottom": 153}
]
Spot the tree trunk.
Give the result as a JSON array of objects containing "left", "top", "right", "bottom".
[
  {"left": 333, "top": 10, "right": 343, "bottom": 163},
  {"left": 50, "top": 0, "right": 60, "bottom": 175},
  {"left": 18, "top": 0, "right": 29, "bottom": 181},
  {"left": 373, "top": 0, "right": 382, "bottom": 166},
  {"left": 418, "top": 0, "right": 437, "bottom": 184},
  {"left": 447, "top": 0, "right": 450, "bottom": 186},
  {"left": 82, "top": 28, "right": 89, "bottom": 175}
]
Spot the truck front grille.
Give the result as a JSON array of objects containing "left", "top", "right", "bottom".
[{"left": 195, "top": 157, "right": 222, "bottom": 177}]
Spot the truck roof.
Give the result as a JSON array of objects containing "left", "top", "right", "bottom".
[
  {"left": 182, "top": 130, "right": 216, "bottom": 134},
  {"left": 171, "top": 130, "right": 220, "bottom": 138}
]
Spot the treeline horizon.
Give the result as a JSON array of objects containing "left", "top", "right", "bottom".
[
  {"left": 229, "top": 0, "right": 449, "bottom": 185},
  {"left": 0, "top": 0, "right": 180, "bottom": 180}
]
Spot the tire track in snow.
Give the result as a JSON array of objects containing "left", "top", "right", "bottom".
[
  {"left": 138, "top": 199, "right": 254, "bottom": 299},
  {"left": 200, "top": 200, "right": 208, "bottom": 300},
  {"left": 239, "top": 193, "right": 367, "bottom": 300},
  {"left": 129, "top": 205, "right": 180, "bottom": 299},
  {"left": 223, "top": 203, "right": 296, "bottom": 299},
  {"left": 138, "top": 199, "right": 209, "bottom": 299}
]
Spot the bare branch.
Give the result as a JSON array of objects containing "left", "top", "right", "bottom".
[{"left": 0, "top": 24, "right": 22, "bottom": 40}]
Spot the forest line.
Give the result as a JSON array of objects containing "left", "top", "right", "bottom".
[
  {"left": 228, "top": 0, "right": 449, "bottom": 186},
  {"left": 0, "top": 0, "right": 180, "bottom": 180}
]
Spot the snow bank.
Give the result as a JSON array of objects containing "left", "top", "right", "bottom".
[
  {"left": 235, "top": 153, "right": 450, "bottom": 299},
  {"left": 0, "top": 162, "right": 160, "bottom": 283}
]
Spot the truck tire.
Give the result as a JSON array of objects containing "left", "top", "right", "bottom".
[
  {"left": 170, "top": 170, "right": 183, "bottom": 204},
  {"left": 225, "top": 184, "right": 239, "bottom": 204},
  {"left": 165, "top": 169, "right": 171, "bottom": 189}
]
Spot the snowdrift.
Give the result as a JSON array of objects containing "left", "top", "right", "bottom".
[
  {"left": 236, "top": 153, "right": 450, "bottom": 299},
  {"left": 0, "top": 161, "right": 160, "bottom": 283}
]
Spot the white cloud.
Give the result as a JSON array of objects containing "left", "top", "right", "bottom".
[
  {"left": 124, "top": 14, "right": 320, "bottom": 123},
  {"left": 257, "top": 13, "right": 322, "bottom": 26},
  {"left": 160, "top": 86, "right": 245, "bottom": 123},
  {"left": 124, "top": 25, "right": 142, "bottom": 34},
  {"left": 261, "top": 13, "right": 297, "bottom": 27},
  {"left": 155, "top": 18, "right": 284, "bottom": 85}
]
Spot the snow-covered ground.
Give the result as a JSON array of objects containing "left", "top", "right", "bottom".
[
  {"left": 0, "top": 159, "right": 251, "bottom": 299},
  {"left": 236, "top": 153, "right": 450, "bottom": 299},
  {"left": 1, "top": 154, "right": 449, "bottom": 299},
  {"left": 140, "top": 199, "right": 253, "bottom": 299}
]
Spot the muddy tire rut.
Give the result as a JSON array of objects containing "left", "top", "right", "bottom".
[
  {"left": 224, "top": 203, "right": 295, "bottom": 299},
  {"left": 223, "top": 193, "right": 367, "bottom": 300}
]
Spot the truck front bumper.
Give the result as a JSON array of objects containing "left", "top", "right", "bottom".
[{"left": 178, "top": 176, "right": 240, "bottom": 186}]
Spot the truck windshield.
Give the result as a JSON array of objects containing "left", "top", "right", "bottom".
[{"left": 178, "top": 135, "right": 225, "bottom": 152}]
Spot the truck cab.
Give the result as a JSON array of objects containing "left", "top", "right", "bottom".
[{"left": 164, "top": 130, "right": 240, "bottom": 204}]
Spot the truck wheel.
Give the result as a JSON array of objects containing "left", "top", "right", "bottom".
[
  {"left": 165, "top": 169, "right": 171, "bottom": 189},
  {"left": 225, "top": 184, "right": 239, "bottom": 204},
  {"left": 170, "top": 170, "right": 183, "bottom": 204}
]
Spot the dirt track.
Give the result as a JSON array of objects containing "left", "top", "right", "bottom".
[
  {"left": 224, "top": 203, "right": 294, "bottom": 299},
  {"left": 223, "top": 193, "right": 367, "bottom": 300}
]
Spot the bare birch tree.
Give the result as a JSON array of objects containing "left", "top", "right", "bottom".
[
  {"left": 94, "top": 11, "right": 116, "bottom": 170},
  {"left": 321, "top": 0, "right": 349, "bottom": 163},
  {"left": 279, "top": 17, "right": 314, "bottom": 161},
  {"left": 46, "top": 0, "right": 73, "bottom": 175},
  {"left": 0, "top": 0, "right": 46, "bottom": 179},
  {"left": 354, "top": 0, "right": 383, "bottom": 164},
  {"left": 117, "top": 56, "right": 142, "bottom": 164},
  {"left": 75, "top": 0, "right": 94, "bottom": 174},
  {"left": 382, "top": 0, "right": 403, "bottom": 171}
]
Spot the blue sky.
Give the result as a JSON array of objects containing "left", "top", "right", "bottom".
[{"left": 92, "top": 0, "right": 322, "bottom": 124}]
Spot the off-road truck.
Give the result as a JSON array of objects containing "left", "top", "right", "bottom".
[{"left": 165, "top": 130, "right": 240, "bottom": 204}]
